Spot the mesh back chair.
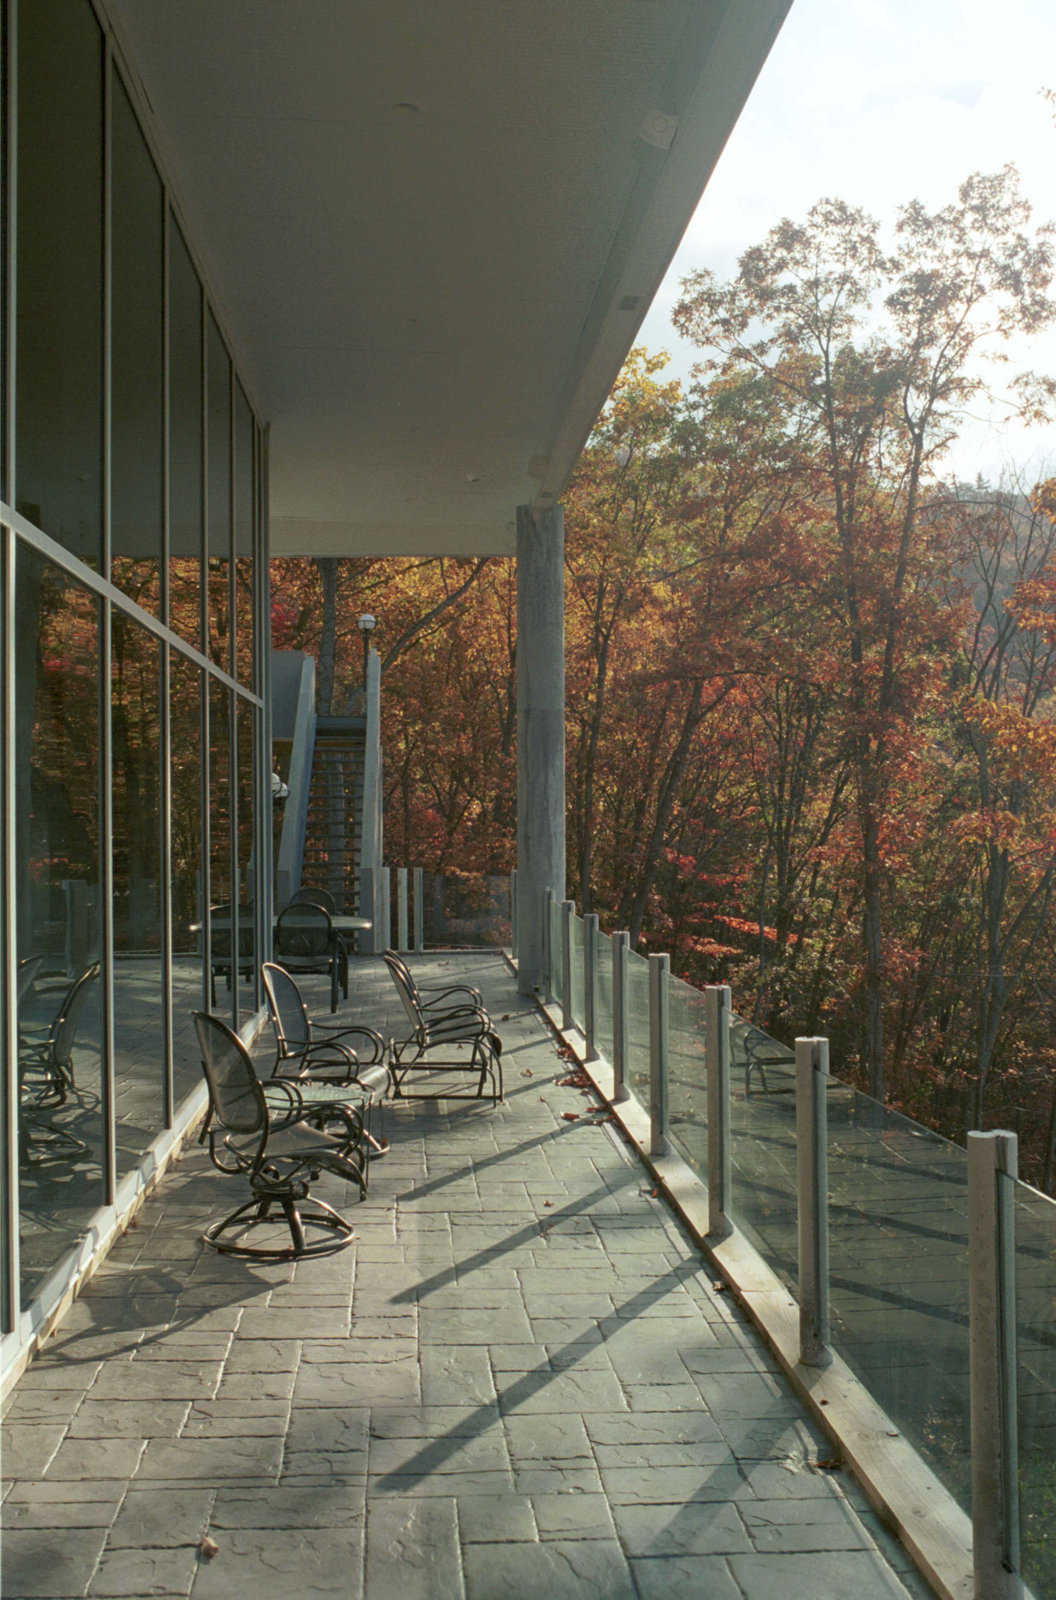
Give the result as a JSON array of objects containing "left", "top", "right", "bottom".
[
  {"left": 209, "top": 903, "right": 256, "bottom": 1004},
  {"left": 262, "top": 962, "right": 389, "bottom": 1156},
  {"left": 194, "top": 1011, "right": 371, "bottom": 1258},
  {"left": 274, "top": 901, "right": 349, "bottom": 1013},
  {"left": 19, "top": 962, "right": 100, "bottom": 1160},
  {"left": 19, "top": 962, "right": 101, "bottom": 1104},
  {"left": 383, "top": 950, "right": 502, "bottom": 1103},
  {"left": 384, "top": 950, "right": 482, "bottom": 1014},
  {"left": 17, "top": 954, "right": 44, "bottom": 1008},
  {"left": 290, "top": 886, "right": 337, "bottom": 914}
]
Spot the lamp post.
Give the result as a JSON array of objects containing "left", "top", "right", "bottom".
[{"left": 358, "top": 613, "right": 376, "bottom": 688}]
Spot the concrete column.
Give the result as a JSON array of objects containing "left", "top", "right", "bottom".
[{"left": 516, "top": 503, "right": 565, "bottom": 994}]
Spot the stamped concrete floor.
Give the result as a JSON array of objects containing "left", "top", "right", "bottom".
[{"left": 2, "top": 953, "right": 933, "bottom": 1600}]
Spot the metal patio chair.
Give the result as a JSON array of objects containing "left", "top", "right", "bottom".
[
  {"left": 274, "top": 900, "right": 349, "bottom": 1013},
  {"left": 262, "top": 961, "right": 389, "bottom": 1156},
  {"left": 193, "top": 1010, "right": 370, "bottom": 1258},
  {"left": 383, "top": 949, "right": 483, "bottom": 1015},
  {"left": 209, "top": 903, "right": 256, "bottom": 1004},
  {"left": 383, "top": 950, "right": 502, "bottom": 1103},
  {"left": 19, "top": 962, "right": 100, "bottom": 1161}
]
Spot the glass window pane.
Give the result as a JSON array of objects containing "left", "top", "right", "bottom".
[
  {"left": 569, "top": 914, "right": 584, "bottom": 1033},
  {"left": 728, "top": 1014, "right": 797, "bottom": 1287},
  {"left": 16, "top": 0, "right": 103, "bottom": 567},
  {"left": 168, "top": 219, "right": 202, "bottom": 650},
  {"left": 15, "top": 544, "right": 104, "bottom": 1306},
  {"left": 237, "top": 697, "right": 257, "bottom": 1027},
  {"left": 209, "top": 679, "right": 233, "bottom": 1025},
  {"left": 549, "top": 898, "right": 564, "bottom": 1008},
  {"left": 112, "top": 614, "right": 164, "bottom": 1173},
  {"left": 595, "top": 930, "right": 613, "bottom": 1066},
  {"left": 111, "top": 72, "right": 163, "bottom": 615},
  {"left": 170, "top": 651, "right": 204, "bottom": 1105},
  {"left": 827, "top": 1083, "right": 971, "bottom": 1517},
  {"left": 624, "top": 949, "right": 650, "bottom": 1103},
  {"left": 234, "top": 383, "right": 255, "bottom": 688},
  {"left": 206, "top": 315, "right": 231, "bottom": 670},
  {"left": 668, "top": 976, "right": 708, "bottom": 1182},
  {"left": 1015, "top": 1178, "right": 1056, "bottom": 1599}
]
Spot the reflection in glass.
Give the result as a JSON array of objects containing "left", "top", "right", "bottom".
[
  {"left": 110, "top": 71, "right": 163, "bottom": 614},
  {"left": 170, "top": 652, "right": 204, "bottom": 1105},
  {"left": 235, "top": 385, "right": 256, "bottom": 688},
  {"left": 237, "top": 697, "right": 257, "bottom": 1026},
  {"left": 16, "top": 0, "right": 103, "bottom": 566},
  {"left": 569, "top": 915, "right": 585, "bottom": 1033},
  {"left": 112, "top": 614, "right": 164, "bottom": 1174},
  {"left": 727, "top": 1015, "right": 798, "bottom": 1289},
  {"left": 206, "top": 315, "right": 231, "bottom": 670},
  {"left": 549, "top": 898, "right": 564, "bottom": 1008},
  {"left": 15, "top": 546, "right": 104, "bottom": 1305},
  {"left": 209, "top": 679, "right": 233, "bottom": 1026},
  {"left": 169, "top": 219, "right": 203, "bottom": 649}
]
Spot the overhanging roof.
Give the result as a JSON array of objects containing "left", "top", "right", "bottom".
[{"left": 107, "top": 0, "right": 791, "bottom": 555}]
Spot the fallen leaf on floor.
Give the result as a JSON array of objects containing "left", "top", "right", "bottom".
[
  {"left": 561, "top": 1111, "right": 580, "bottom": 1122},
  {"left": 198, "top": 1537, "right": 220, "bottom": 1560},
  {"left": 543, "top": 1200, "right": 552, "bottom": 1207},
  {"left": 815, "top": 1456, "right": 842, "bottom": 1472},
  {"left": 712, "top": 1281, "right": 726, "bottom": 1292},
  {"left": 521, "top": 1069, "right": 533, "bottom": 1077},
  {"left": 650, "top": 1187, "right": 659, "bottom": 1198}
]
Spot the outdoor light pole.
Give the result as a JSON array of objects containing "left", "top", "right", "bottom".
[{"left": 358, "top": 613, "right": 376, "bottom": 689}]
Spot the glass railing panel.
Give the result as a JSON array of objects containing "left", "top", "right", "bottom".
[
  {"left": 728, "top": 1014, "right": 798, "bottom": 1290},
  {"left": 624, "top": 948, "right": 651, "bottom": 1102},
  {"left": 1014, "top": 1177, "right": 1056, "bottom": 1598},
  {"left": 827, "top": 1083, "right": 971, "bottom": 1517},
  {"left": 668, "top": 976, "right": 708, "bottom": 1182},
  {"left": 549, "top": 898, "right": 564, "bottom": 1008},
  {"left": 595, "top": 931, "right": 614, "bottom": 1065},
  {"left": 419, "top": 871, "right": 511, "bottom": 948},
  {"left": 569, "top": 914, "right": 585, "bottom": 1033}
]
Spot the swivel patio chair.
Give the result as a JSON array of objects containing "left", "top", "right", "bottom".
[
  {"left": 209, "top": 903, "right": 256, "bottom": 1004},
  {"left": 262, "top": 961, "right": 389, "bottom": 1156},
  {"left": 19, "top": 962, "right": 100, "bottom": 1104},
  {"left": 194, "top": 1010, "right": 369, "bottom": 1257},
  {"left": 19, "top": 962, "right": 100, "bottom": 1161},
  {"left": 274, "top": 900, "right": 348, "bottom": 1013},
  {"left": 383, "top": 950, "right": 502, "bottom": 1103}
]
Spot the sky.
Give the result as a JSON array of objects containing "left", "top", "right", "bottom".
[{"left": 636, "top": 0, "right": 1056, "bottom": 487}]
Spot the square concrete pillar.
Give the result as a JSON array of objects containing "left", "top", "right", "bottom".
[{"left": 516, "top": 503, "right": 565, "bottom": 994}]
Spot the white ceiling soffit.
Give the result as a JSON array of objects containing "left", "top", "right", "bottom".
[{"left": 108, "top": 0, "right": 792, "bottom": 556}]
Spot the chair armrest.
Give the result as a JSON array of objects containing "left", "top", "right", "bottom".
[
  {"left": 420, "top": 984, "right": 483, "bottom": 1008},
  {"left": 310, "top": 1023, "right": 386, "bottom": 1060}
]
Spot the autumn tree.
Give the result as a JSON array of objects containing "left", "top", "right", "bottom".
[{"left": 674, "top": 169, "right": 1056, "bottom": 1098}]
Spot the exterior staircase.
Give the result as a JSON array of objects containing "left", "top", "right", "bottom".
[{"left": 298, "top": 715, "right": 366, "bottom": 913}]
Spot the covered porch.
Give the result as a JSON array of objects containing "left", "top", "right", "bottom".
[{"left": 2, "top": 954, "right": 924, "bottom": 1600}]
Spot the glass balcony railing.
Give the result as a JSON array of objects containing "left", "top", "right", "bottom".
[{"left": 535, "top": 896, "right": 1056, "bottom": 1599}]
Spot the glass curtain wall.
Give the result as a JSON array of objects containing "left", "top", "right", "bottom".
[{"left": 2, "top": 0, "right": 267, "bottom": 1326}]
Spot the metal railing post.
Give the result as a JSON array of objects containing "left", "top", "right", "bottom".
[
  {"left": 584, "top": 913, "right": 599, "bottom": 1062},
  {"left": 968, "top": 1130, "right": 1021, "bottom": 1600},
  {"left": 796, "top": 1036, "right": 831, "bottom": 1368},
  {"left": 413, "top": 867, "right": 424, "bottom": 952},
  {"left": 560, "top": 899, "right": 574, "bottom": 1033},
  {"left": 542, "top": 886, "right": 553, "bottom": 1002},
  {"left": 511, "top": 869, "right": 518, "bottom": 960},
  {"left": 380, "top": 865, "right": 391, "bottom": 949},
  {"left": 648, "top": 952, "right": 670, "bottom": 1157},
  {"left": 705, "top": 984, "right": 732, "bottom": 1238},
  {"left": 396, "top": 866, "right": 409, "bottom": 952}
]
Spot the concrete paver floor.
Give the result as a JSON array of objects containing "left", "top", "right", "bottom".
[{"left": 2, "top": 954, "right": 934, "bottom": 1599}]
